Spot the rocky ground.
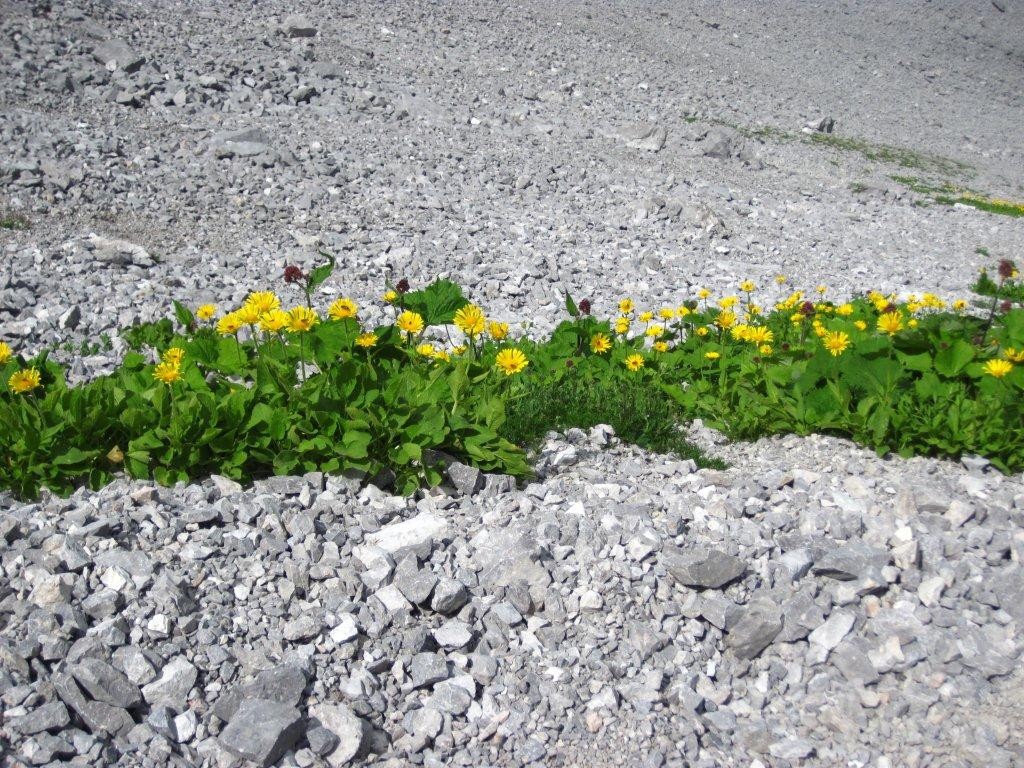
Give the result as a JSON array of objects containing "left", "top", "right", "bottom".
[{"left": 2, "top": 1, "right": 1024, "bottom": 766}]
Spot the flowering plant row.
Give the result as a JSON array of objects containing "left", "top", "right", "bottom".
[{"left": 1, "top": 256, "right": 1023, "bottom": 499}]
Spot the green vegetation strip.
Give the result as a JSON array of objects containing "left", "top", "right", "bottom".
[{"left": 2, "top": 255, "right": 1024, "bottom": 499}]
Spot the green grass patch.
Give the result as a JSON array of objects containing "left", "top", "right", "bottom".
[
  {"left": 892, "top": 175, "right": 1024, "bottom": 218},
  {"left": 0, "top": 211, "right": 30, "bottom": 231}
]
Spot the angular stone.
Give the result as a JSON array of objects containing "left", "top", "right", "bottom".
[
  {"left": 725, "top": 596, "right": 782, "bottom": 659},
  {"left": 70, "top": 658, "right": 143, "bottom": 708},
  {"left": 92, "top": 40, "right": 145, "bottom": 73},
  {"left": 214, "top": 663, "right": 308, "bottom": 722},
  {"left": 662, "top": 546, "right": 746, "bottom": 589},
  {"left": 432, "top": 619, "right": 473, "bottom": 650},
  {"left": 446, "top": 462, "right": 483, "bottom": 495},
  {"left": 620, "top": 122, "right": 667, "bottom": 152},
  {"left": 470, "top": 525, "right": 552, "bottom": 590},
  {"left": 8, "top": 701, "right": 70, "bottom": 735},
  {"left": 393, "top": 555, "right": 437, "bottom": 605},
  {"left": 282, "top": 14, "right": 317, "bottom": 37},
  {"left": 808, "top": 611, "right": 856, "bottom": 652},
  {"left": 362, "top": 512, "right": 449, "bottom": 558},
  {"left": 283, "top": 613, "right": 322, "bottom": 642},
  {"left": 218, "top": 698, "right": 304, "bottom": 767},
  {"left": 308, "top": 703, "right": 368, "bottom": 767},
  {"left": 812, "top": 542, "right": 889, "bottom": 581},
  {"left": 141, "top": 656, "right": 197, "bottom": 710},
  {"left": 430, "top": 577, "right": 469, "bottom": 615},
  {"left": 410, "top": 652, "right": 448, "bottom": 688},
  {"left": 53, "top": 671, "right": 135, "bottom": 737}
]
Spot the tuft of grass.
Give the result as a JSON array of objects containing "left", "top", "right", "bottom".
[
  {"left": 0, "top": 211, "right": 31, "bottom": 231},
  {"left": 810, "top": 133, "right": 970, "bottom": 176},
  {"left": 501, "top": 370, "right": 726, "bottom": 469},
  {"left": 892, "top": 176, "right": 1024, "bottom": 218}
]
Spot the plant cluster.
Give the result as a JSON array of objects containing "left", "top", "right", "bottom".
[{"left": 2, "top": 257, "right": 1023, "bottom": 499}]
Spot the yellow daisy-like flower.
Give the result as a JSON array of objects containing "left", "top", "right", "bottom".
[
  {"left": 590, "top": 333, "right": 612, "bottom": 354},
  {"left": 676, "top": 306, "right": 692, "bottom": 318},
  {"left": 877, "top": 312, "right": 904, "bottom": 336},
  {"left": 639, "top": 311, "right": 654, "bottom": 323},
  {"left": 383, "top": 289, "right": 399, "bottom": 303},
  {"left": 790, "top": 313, "right": 804, "bottom": 325},
  {"left": 704, "top": 351, "right": 721, "bottom": 360},
  {"left": 822, "top": 330, "right": 851, "bottom": 357},
  {"left": 8, "top": 367, "right": 41, "bottom": 394},
  {"left": 653, "top": 341, "right": 669, "bottom": 353},
  {"left": 775, "top": 275, "right": 787, "bottom": 285},
  {"left": 260, "top": 309, "right": 290, "bottom": 333},
  {"left": 696, "top": 327, "right": 710, "bottom": 337},
  {"left": 196, "top": 304, "right": 217, "bottom": 321},
  {"left": 715, "top": 310, "right": 737, "bottom": 330},
  {"left": 355, "top": 332, "right": 378, "bottom": 348},
  {"left": 286, "top": 306, "right": 319, "bottom": 333},
  {"left": 718, "top": 296, "right": 739, "bottom": 310},
  {"left": 244, "top": 291, "right": 280, "bottom": 316},
  {"left": 488, "top": 321, "right": 509, "bottom": 341},
  {"left": 697, "top": 288, "right": 711, "bottom": 300},
  {"left": 816, "top": 285, "right": 828, "bottom": 295},
  {"left": 0, "top": 342, "right": 12, "bottom": 365},
  {"left": 952, "top": 299, "right": 968, "bottom": 312},
  {"left": 623, "top": 353, "right": 645, "bottom": 372},
  {"left": 454, "top": 304, "right": 486, "bottom": 337},
  {"left": 745, "top": 326, "right": 774, "bottom": 345},
  {"left": 983, "top": 359, "right": 1013, "bottom": 378},
  {"left": 162, "top": 347, "right": 185, "bottom": 367},
  {"left": 836, "top": 303, "right": 854, "bottom": 316},
  {"left": 235, "top": 304, "right": 263, "bottom": 326},
  {"left": 908, "top": 318, "right": 919, "bottom": 328},
  {"left": 748, "top": 304, "right": 762, "bottom": 316},
  {"left": 758, "top": 344, "right": 773, "bottom": 356},
  {"left": 731, "top": 324, "right": 750, "bottom": 341},
  {"left": 328, "top": 298, "right": 358, "bottom": 320},
  {"left": 645, "top": 324, "right": 664, "bottom": 338},
  {"left": 152, "top": 361, "right": 181, "bottom": 385},
  {"left": 739, "top": 280, "right": 755, "bottom": 293},
  {"left": 217, "top": 312, "right": 243, "bottom": 336},
  {"left": 396, "top": 310, "right": 425, "bottom": 336},
  {"left": 618, "top": 298, "right": 635, "bottom": 315},
  {"left": 416, "top": 343, "right": 436, "bottom": 357},
  {"left": 614, "top": 316, "right": 631, "bottom": 335},
  {"left": 658, "top": 307, "right": 675, "bottom": 321},
  {"left": 494, "top": 348, "right": 529, "bottom": 376},
  {"left": 433, "top": 349, "right": 451, "bottom": 362},
  {"left": 1003, "top": 347, "right": 1024, "bottom": 363},
  {"left": 452, "top": 345, "right": 467, "bottom": 356}
]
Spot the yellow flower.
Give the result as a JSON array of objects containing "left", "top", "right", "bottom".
[
  {"left": 704, "top": 351, "right": 721, "bottom": 360},
  {"left": 877, "top": 312, "right": 904, "bottom": 336},
  {"left": 488, "top": 321, "right": 509, "bottom": 341},
  {"left": 454, "top": 303, "right": 486, "bottom": 337},
  {"left": 696, "top": 327, "right": 710, "bottom": 337},
  {"left": 816, "top": 285, "right": 828, "bottom": 295},
  {"left": 790, "top": 313, "right": 804, "bottom": 325},
  {"left": 618, "top": 298, "right": 635, "bottom": 315},
  {"left": 235, "top": 303, "right": 263, "bottom": 326},
  {"left": 731, "top": 324, "right": 750, "bottom": 341},
  {"left": 433, "top": 349, "right": 451, "bottom": 362},
  {"left": 452, "top": 345, "right": 467, "bottom": 356},
  {"left": 822, "top": 330, "right": 851, "bottom": 357},
  {"left": 260, "top": 309, "right": 290, "bottom": 333},
  {"left": 715, "top": 310, "right": 737, "bottom": 330},
  {"left": 653, "top": 341, "right": 669, "bottom": 353},
  {"left": 775, "top": 275, "right": 787, "bottom": 285},
  {"left": 623, "top": 353, "right": 645, "bottom": 371},
  {"left": 614, "top": 316, "right": 631, "bottom": 335},
  {"left": 718, "top": 296, "right": 739, "bottom": 310},
  {"left": 0, "top": 342, "right": 12, "bottom": 365},
  {"left": 286, "top": 306, "right": 319, "bottom": 333},
  {"left": 745, "top": 326, "right": 773, "bottom": 345},
  {"left": 328, "top": 298, "right": 358, "bottom": 320},
  {"left": 676, "top": 306, "right": 692, "bottom": 318},
  {"left": 836, "top": 303, "right": 854, "bottom": 316},
  {"left": 983, "top": 359, "right": 1013, "bottom": 378},
  {"left": 1003, "top": 347, "right": 1024, "bottom": 363},
  {"left": 658, "top": 307, "right": 675, "bottom": 320},
  {"left": 645, "top": 324, "right": 664, "bottom": 338},
  {"left": 416, "top": 343, "right": 436, "bottom": 357},
  {"left": 152, "top": 361, "right": 181, "bottom": 385},
  {"left": 639, "top": 311, "right": 654, "bottom": 323},
  {"left": 8, "top": 367, "right": 41, "bottom": 394},
  {"left": 244, "top": 291, "right": 280, "bottom": 316},
  {"left": 494, "top": 348, "right": 529, "bottom": 376},
  {"left": 383, "top": 289, "right": 399, "bottom": 303},
  {"left": 854, "top": 320, "right": 867, "bottom": 331},
  {"left": 590, "top": 333, "right": 612, "bottom": 354},
  {"left": 355, "top": 332, "right": 378, "bottom": 348},
  {"left": 952, "top": 299, "right": 968, "bottom": 312},
  {"left": 758, "top": 344, "right": 773, "bottom": 356},
  {"left": 196, "top": 304, "right": 217, "bottom": 321},
  {"left": 162, "top": 347, "right": 185, "bottom": 366},
  {"left": 748, "top": 304, "right": 762, "bottom": 316},
  {"left": 396, "top": 310, "right": 425, "bottom": 335},
  {"left": 697, "top": 288, "right": 711, "bottom": 300},
  {"left": 908, "top": 318, "right": 919, "bottom": 328},
  {"left": 217, "top": 312, "right": 243, "bottom": 336},
  {"left": 739, "top": 280, "right": 755, "bottom": 293}
]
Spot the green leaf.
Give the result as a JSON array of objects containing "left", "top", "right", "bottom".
[
  {"left": 172, "top": 300, "right": 195, "bottom": 331},
  {"left": 402, "top": 279, "right": 469, "bottom": 325},
  {"left": 307, "top": 251, "right": 336, "bottom": 294},
  {"left": 934, "top": 339, "right": 976, "bottom": 377},
  {"left": 564, "top": 292, "right": 579, "bottom": 318}
]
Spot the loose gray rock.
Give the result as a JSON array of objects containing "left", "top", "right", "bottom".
[
  {"left": 662, "top": 546, "right": 746, "bottom": 589},
  {"left": 218, "top": 698, "right": 305, "bottom": 767}
]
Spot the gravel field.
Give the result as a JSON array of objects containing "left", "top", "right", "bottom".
[{"left": 2, "top": 1, "right": 1024, "bottom": 767}]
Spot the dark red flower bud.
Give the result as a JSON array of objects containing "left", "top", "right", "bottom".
[
  {"left": 395, "top": 278, "right": 410, "bottom": 294},
  {"left": 579, "top": 299, "right": 591, "bottom": 315},
  {"left": 883, "top": 303, "right": 899, "bottom": 314},
  {"left": 998, "top": 259, "right": 1015, "bottom": 280},
  {"left": 1000, "top": 300, "right": 1012, "bottom": 313},
  {"left": 781, "top": 343, "right": 790, "bottom": 351},
  {"left": 800, "top": 301, "right": 815, "bottom": 315},
  {"left": 565, "top": 359, "right": 575, "bottom": 368},
  {"left": 284, "top": 265, "right": 304, "bottom": 284}
]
